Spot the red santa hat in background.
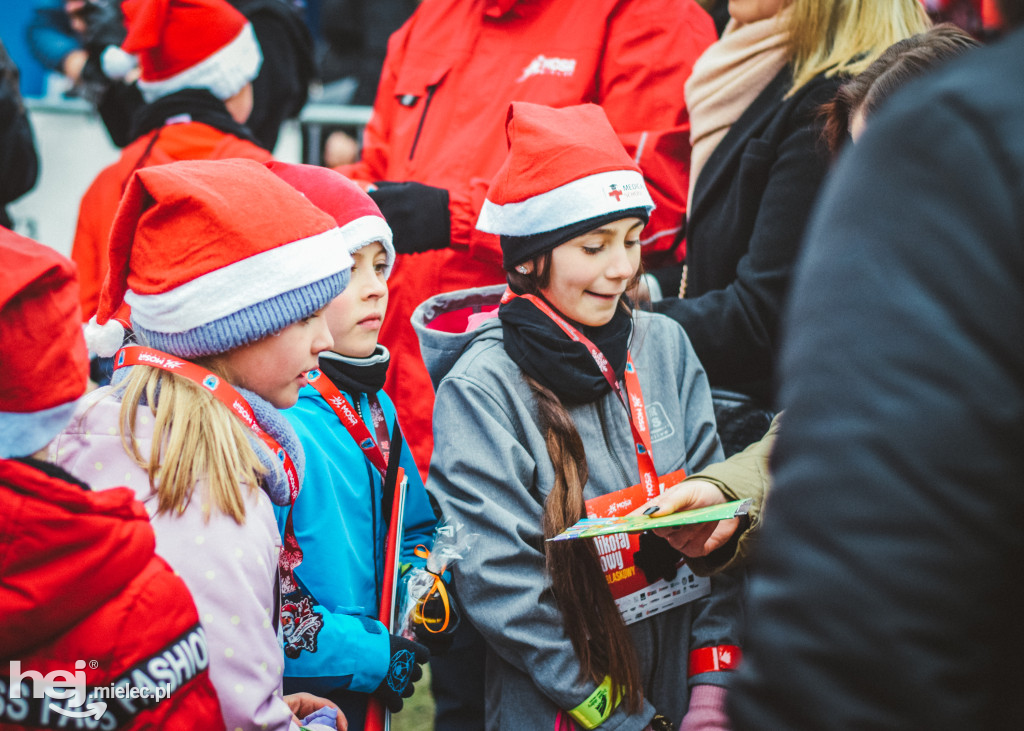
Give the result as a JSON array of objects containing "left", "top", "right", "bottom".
[
  {"left": 85, "top": 158, "right": 353, "bottom": 359},
  {"left": 476, "top": 102, "right": 655, "bottom": 270},
  {"left": 264, "top": 161, "right": 396, "bottom": 278},
  {"left": 0, "top": 228, "right": 90, "bottom": 458},
  {"left": 121, "top": 0, "right": 262, "bottom": 103}
]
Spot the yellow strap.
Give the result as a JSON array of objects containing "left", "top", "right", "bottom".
[
  {"left": 412, "top": 545, "right": 452, "bottom": 634},
  {"left": 568, "top": 676, "right": 617, "bottom": 730}
]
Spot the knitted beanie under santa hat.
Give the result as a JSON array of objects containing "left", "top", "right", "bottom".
[
  {"left": 122, "top": 0, "right": 262, "bottom": 104},
  {"left": 0, "top": 228, "right": 90, "bottom": 458},
  {"left": 264, "top": 161, "right": 396, "bottom": 278},
  {"left": 476, "top": 102, "right": 655, "bottom": 270},
  {"left": 85, "top": 158, "right": 353, "bottom": 359}
]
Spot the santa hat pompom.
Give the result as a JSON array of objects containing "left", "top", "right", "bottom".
[
  {"left": 101, "top": 46, "right": 139, "bottom": 81},
  {"left": 84, "top": 317, "right": 126, "bottom": 358}
]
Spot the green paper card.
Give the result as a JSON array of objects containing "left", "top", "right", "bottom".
[{"left": 548, "top": 498, "right": 752, "bottom": 542}]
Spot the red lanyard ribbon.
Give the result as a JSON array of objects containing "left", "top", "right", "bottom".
[
  {"left": 114, "top": 345, "right": 305, "bottom": 593},
  {"left": 500, "top": 289, "right": 663, "bottom": 497},
  {"left": 305, "top": 367, "right": 391, "bottom": 478}
]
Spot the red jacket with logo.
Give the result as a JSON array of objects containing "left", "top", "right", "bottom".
[
  {"left": 339, "top": 0, "right": 717, "bottom": 473},
  {"left": 0, "top": 458, "right": 225, "bottom": 730},
  {"left": 71, "top": 123, "right": 272, "bottom": 322}
]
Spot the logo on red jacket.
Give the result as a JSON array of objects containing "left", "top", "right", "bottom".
[{"left": 517, "top": 54, "right": 577, "bottom": 83}]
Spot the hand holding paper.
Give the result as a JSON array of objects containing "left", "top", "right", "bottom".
[
  {"left": 640, "top": 478, "right": 746, "bottom": 557},
  {"left": 548, "top": 496, "right": 750, "bottom": 543}
]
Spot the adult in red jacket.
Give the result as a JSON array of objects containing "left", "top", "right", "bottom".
[
  {"left": 71, "top": 0, "right": 272, "bottom": 324},
  {"left": 0, "top": 225, "right": 224, "bottom": 730},
  {"left": 338, "top": 0, "right": 718, "bottom": 475}
]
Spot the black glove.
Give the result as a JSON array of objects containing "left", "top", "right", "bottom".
[
  {"left": 368, "top": 181, "right": 451, "bottom": 255},
  {"left": 633, "top": 531, "right": 683, "bottom": 584},
  {"left": 78, "top": 0, "right": 128, "bottom": 54},
  {"left": 371, "top": 634, "right": 429, "bottom": 713},
  {"left": 74, "top": 0, "right": 130, "bottom": 105},
  {"left": 412, "top": 579, "right": 461, "bottom": 656}
]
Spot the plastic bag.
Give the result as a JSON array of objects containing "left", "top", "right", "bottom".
[{"left": 398, "top": 520, "right": 476, "bottom": 643}]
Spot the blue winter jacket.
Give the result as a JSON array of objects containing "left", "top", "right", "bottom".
[{"left": 277, "top": 380, "right": 436, "bottom": 695}]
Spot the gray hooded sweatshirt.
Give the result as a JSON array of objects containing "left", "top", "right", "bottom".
[{"left": 413, "top": 285, "right": 743, "bottom": 730}]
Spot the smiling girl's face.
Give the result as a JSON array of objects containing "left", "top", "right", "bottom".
[{"left": 530, "top": 217, "right": 643, "bottom": 327}]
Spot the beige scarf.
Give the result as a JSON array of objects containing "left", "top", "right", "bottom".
[{"left": 685, "top": 11, "right": 792, "bottom": 212}]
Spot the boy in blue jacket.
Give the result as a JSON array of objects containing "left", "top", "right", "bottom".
[{"left": 268, "top": 161, "right": 439, "bottom": 730}]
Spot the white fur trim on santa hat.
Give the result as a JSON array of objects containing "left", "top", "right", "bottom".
[
  {"left": 137, "top": 22, "right": 262, "bottom": 103},
  {"left": 477, "top": 169, "right": 653, "bottom": 237},
  {"left": 0, "top": 399, "right": 82, "bottom": 459},
  {"left": 340, "top": 215, "right": 395, "bottom": 278},
  {"left": 125, "top": 227, "right": 352, "bottom": 334}
]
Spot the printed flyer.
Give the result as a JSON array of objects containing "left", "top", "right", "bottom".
[
  {"left": 551, "top": 499, "right": 751, "bottom": 542},
  {"left": 579, "top": 470, "right": 740, "bottom": 625}
]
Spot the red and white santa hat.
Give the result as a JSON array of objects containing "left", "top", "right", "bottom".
[
  {"left": 85, "top": 158, "right": 353, "bottom": 359},
  {"left": 121, "top": 0, "right": 262, "bottom": 103},
  {"left": 264, "top": 161, "right": 396, "bottom": 278},
  {"left": 0, "top": 228, "right": 90, "bottom": 458},
  {"left": 476, "top": 102, "right": 655, "bottom": 269}
]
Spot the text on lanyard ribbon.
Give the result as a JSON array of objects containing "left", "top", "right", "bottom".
[
  {"left": 499, "top": 289, "right": 667, "bottom": 496},
  {"left": 114, "top": 345, "right": 306, "bottom": 593}
]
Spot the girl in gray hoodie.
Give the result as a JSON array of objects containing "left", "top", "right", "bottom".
[{"left": 413, "top": 102, "right": 743, "bottom": 731}]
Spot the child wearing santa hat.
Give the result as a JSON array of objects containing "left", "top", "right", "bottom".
[
  {"left": 49, "top": 158, "right": 353, "bottom": 731},
  {"left": 412, "top": 102, "right": 744, "bottom": 731},
  {"left": 0, "top": 227, "right": 224, "bottom": 729},
  {"left": 71, "top": 0, "right": 272, "bottom": 332},
  {"left": 264, "top": 162, "right": 445, "bottom": 731}
]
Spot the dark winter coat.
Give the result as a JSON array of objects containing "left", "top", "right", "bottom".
[
  {"left": 729, "top": 27, "right": 1024, "bottom": 729},
  {"left": 655, "top": 68, "right": 841, "bottom": 404}
]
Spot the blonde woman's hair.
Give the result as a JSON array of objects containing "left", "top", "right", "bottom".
[
  {"left": 118, "top": 365, "right": 266, "bottom": 523},
  {"left": 786, "top": 0, "right": 932, "bottom": 94}
]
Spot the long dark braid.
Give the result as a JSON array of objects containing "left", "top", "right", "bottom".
[{"left": 508, "top": 256, "right": 643, "bottom": 713}]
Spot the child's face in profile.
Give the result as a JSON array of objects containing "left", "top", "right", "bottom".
[
  {"left": 208, "top": 309, "right": 333, "bottom": 408},
  {"left": 324, "top": 242, "right": 389, "bottom": 358}
]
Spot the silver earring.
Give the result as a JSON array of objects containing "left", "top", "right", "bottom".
[{"left": 516, "top": 265, "right": 529, "bottom": 274}]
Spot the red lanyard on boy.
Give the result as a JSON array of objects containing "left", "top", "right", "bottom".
[
  {"left": 114, "top": 345, "right": 305, "bottom": 593},
  {"left": 305, "top": 367, "right": 391, "bottom": 478},
  {"left": 500, "top": 288, "right": 664, "bottom": 497}
]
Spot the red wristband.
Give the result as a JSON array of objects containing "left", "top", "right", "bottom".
[{"left": 688, "top": 645, "right": 742, "bottom": 677}]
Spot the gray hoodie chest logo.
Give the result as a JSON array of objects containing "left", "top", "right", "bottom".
[{"left": 646, "top": 402, "right": 675, "bottom": 443}]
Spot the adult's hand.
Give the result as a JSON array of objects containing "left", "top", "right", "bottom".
[
  {"left": 631, "top": 478, "right": 739, "bottom": 557},
  {"left": 368, "top": 181, "right": 451, "bottom": 255}
]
